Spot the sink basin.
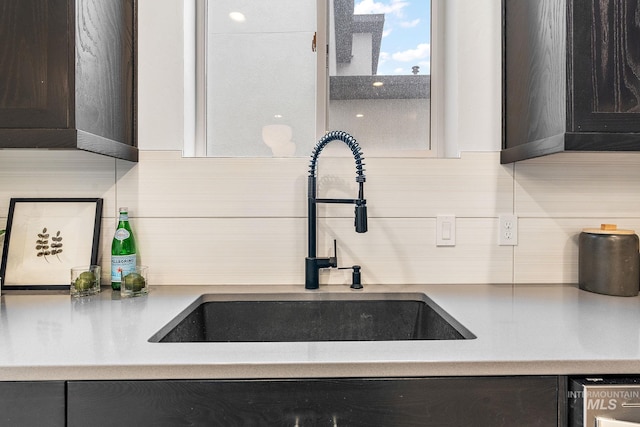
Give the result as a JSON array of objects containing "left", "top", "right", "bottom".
[{"left": 149, "top": 292, "right": 475, "bottom": 343}]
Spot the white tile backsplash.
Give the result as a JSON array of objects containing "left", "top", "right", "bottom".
[
  {"left": 515, "top": 152, "right": 640, "bottom": 218},
  {"left": 3, "top": 149, "right": 640, "bottom": 285},
  {"left": 116, "top": 152, "right": 307, "bottom": 218},
  {"left": 0, "top": 150, "right": 116, "bottom": 215}
]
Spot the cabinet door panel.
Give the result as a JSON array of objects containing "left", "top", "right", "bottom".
[
  {"left": 0, "top": 381, "right": 65, "bottom": 427},
  {"left": 68, "top": 377, "right": 558, "bottom": 427},
  {"left": 75, "top": 0, "right": 135, "bottom": 145},
  {"left": 571, "top": 0, "right": 640, "bottom": 132},
  {"left": 503, "top": 0, "right": 566, "bottom": 148},
  {"left": 0, "top": 0, "right": 69, "bottom": 128}
]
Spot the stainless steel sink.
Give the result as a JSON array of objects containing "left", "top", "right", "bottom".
[{"left": 149, "top": 292, "right": 475, "bottom": 343}]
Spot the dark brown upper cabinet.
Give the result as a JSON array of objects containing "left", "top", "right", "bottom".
[
  {"left": 0, "top": 0, "right": 137, "bottom": 162},
  {"left": 502, "top": 0, "right": 640, "bottom": 164}
]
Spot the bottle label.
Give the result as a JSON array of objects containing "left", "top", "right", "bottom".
[
  {"left": 111, "top": 254, "right": 137, "bottom": 283},
  {"left": 114, "top": 228, "right": 131, "bottom": 241}
]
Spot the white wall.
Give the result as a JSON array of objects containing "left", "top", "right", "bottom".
[
  {"left": 2, "top": 0, "right": 640, "bottom": 287},
  {"left": 336, "top": 33, "right": 374, "bottom": 76},
  {"left": 137, "top": 0, "right": 185, "bottom": 152}
]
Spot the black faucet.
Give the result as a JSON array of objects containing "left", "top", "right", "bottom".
[{"left": 305, "top": 131, "right": 367, "bottom": 290}]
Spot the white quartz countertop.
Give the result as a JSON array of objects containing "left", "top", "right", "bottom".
[{"left": 1, "top": 284, "right": 639, "bottom": 381}]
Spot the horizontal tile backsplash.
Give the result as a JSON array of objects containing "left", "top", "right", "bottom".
[
  {"left": 2, "top": 149, "right": 640, "bottom": 286},
  {"left": 115, "top": 151, "right": 515, "bottom": 219},
  {"left": 0, "top": 150, "right": 117, "bottom": 216}
]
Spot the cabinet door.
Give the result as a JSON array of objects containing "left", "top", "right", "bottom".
[
  {"left": 68, "top": 377, "right": 558, "bottom": 427},
  {"left": 0, "top": 381, "right": 65, "bottom": 427},
  {"left": 570, "top": 0, "right": 640, "bottom": 133},
  {"left": 0, "top": 0, "right": 70, "bottom": 129},
  {"left": 75, "top": 0, "right": 136, "bottom": 147},
  {"left": 503, "top": 0, "right": 567, "bottom": 150}
]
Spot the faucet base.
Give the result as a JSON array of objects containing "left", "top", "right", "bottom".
[
  {"left": 305, "top": 256, "right": 337, "bottom": 290},
  {"left": 305, "top": 257, "right": 320, "bottom": 289}
]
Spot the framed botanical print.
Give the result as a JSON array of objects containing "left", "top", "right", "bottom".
[{"left": 0, "top": 198, "right": 103, "bottom": 291}]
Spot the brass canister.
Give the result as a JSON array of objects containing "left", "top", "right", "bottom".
[{"left": 579, "top": 224, "right": 640, "bottom": 297}]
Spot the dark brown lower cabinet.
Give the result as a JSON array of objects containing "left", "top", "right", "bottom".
[
  {"left": 0, "top": 381, "right": 65, "bottom": 427},
  {"left": 67, "top": 376, "right": 559, "bottom": 427}
]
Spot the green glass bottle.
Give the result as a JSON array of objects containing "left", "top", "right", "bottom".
[{"left": 111, "top": 207, "right": 137, "bottom": 290}]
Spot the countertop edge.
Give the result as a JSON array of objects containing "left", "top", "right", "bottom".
[{"left": 3, "top": 360, "right": 640, "bottom": 381}]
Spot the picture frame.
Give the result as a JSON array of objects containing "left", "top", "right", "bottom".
[{"left": 0, "top": 198, "right": 103, "bottom": 291}]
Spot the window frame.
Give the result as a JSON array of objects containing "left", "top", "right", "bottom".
[{"left": 187, "top": 0, "right": 444, "bottom": 158}]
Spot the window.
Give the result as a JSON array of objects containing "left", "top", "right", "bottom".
[
  {"left": 324, "top": 0, "right": 433, "bottom": 155},
  {"left": 188, "top": 0, "right": 438, "bottom": 157}
]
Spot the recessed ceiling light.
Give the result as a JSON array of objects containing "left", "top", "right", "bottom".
[
  {"left": 229, "top": 12, "right": 246, "bottom": 22},
  {"left": 274, "top": 114, "right": 283, "bottom": 119},
  {"left": 356, "top": 114, "right": 364, "bottom": 118},
  {"left": 372, "top": 81, "right": 384, "bottom": 87}
]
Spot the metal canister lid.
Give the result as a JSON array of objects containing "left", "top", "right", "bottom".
[{"left": 582, "top": 224, "right": 636, "bottom": 235}]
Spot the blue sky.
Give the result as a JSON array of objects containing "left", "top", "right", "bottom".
[{"left": 354, "top": 0, "right": 431, "bottom": 76}]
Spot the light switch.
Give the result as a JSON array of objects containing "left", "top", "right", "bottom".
[
  {"left": 442, "top": 221, "right": 451, "bottom": 240},
  {"left": 436, "top": 215, "right": 456, "bottom": 246}
]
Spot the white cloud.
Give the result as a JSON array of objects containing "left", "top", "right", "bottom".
[
  {"left": 391, "top": 43, "right": 430, "bottom": 62},
  {"left": 382, "top": 28, "right": 393, "bottom": 38},
  {"left": 378, "top": 51, "right": 390, "bottom": 65},
  {"left": 417, "top": 60, "right": 430, "bottom": 74},
  {"left": 354, "top": 0, "right": 409, "bottom": 17},
  {"left": 400, "top": 18, "right": 420, "bottom": 28}
]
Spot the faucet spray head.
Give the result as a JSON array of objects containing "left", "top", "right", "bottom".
[
  {"left": 355, "top": 203, "right": 368, "bottom": 233},
  {"left": 355, "top": 178, "right": 367, "bottom": 233}
]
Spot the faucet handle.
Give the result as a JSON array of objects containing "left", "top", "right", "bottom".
[{"left": 329, "top": 239, "right": 338, "bottom": 268}]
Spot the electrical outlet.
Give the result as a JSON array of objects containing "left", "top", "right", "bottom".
[{"left": 499, "top": 214, "right": 518, "bottom": 246}]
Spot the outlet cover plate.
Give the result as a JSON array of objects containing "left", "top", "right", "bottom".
[{"left": 499, "top": 214, "right": 518, "bottom": 246}]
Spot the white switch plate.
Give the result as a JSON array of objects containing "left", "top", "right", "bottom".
[
  {"left": 436, "top": 215, "right": 456, "bottom": 246},
  {"left": 498, "top": 214, "right": 518, "bottom": 246}
]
